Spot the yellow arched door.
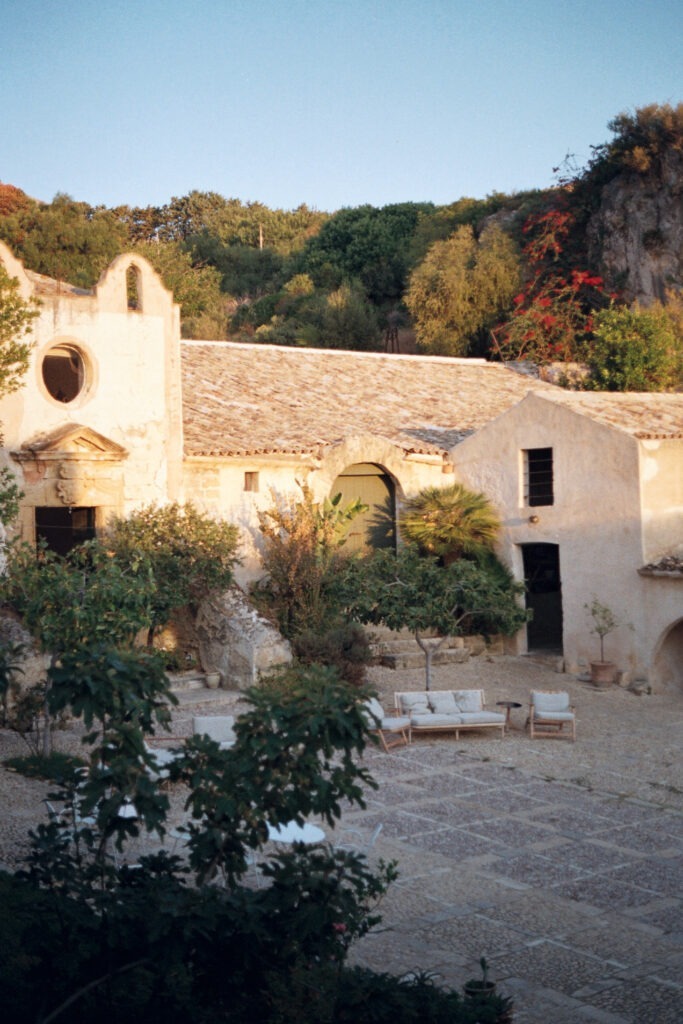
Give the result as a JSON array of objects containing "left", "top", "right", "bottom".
[{"left": 331, "top": 463, "right": 396, "bottom": 555}]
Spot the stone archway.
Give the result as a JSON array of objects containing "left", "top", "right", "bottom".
[
  {"left": 651, "top": 618, "right": 683, "bottom": 694},
  {"left": 331, "top": 463, "right": 396, "bottom": 554}
]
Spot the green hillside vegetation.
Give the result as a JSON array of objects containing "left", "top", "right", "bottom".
[{"left": 1, "top": 102, "right": 682, "bottom": 389}]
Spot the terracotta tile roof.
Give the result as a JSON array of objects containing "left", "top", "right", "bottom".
[
  {"left": 25, "top": 268, "right": 92, "bottom": 297},
  {"left": 639, "top": 556, "right": 683, "bottom": 577},
  {"left": 535, "top": 391, "right": 683, "bottom": 439},
  {"left": 181, "top": 342, "right": 555, "bottom": 458}
]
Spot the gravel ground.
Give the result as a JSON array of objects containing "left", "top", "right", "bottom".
[
  {"left": 2, "top": 650, "right": 683, "bottom": 1022},
  {"left": 2, "top": 650, "right": 682, "bottom": 862}
]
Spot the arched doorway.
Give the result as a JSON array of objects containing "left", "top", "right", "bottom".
[
  {"left": 651, "top": 619, "right": 683, "bottom": 694},
  {"left": 521, "top": 543, "right": 563, "bottom": 652},
  {"left": 331, "top": 463, "right": 396, "bottom": 554}
]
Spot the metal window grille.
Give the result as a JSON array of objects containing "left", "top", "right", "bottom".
[{"left": 525, "top": 448, "right": 554, "bottom": 507}]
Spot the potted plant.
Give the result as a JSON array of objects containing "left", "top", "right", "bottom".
[
  {"left": 463, "top": 956, "right": 496, "bottom": 1000},
  {"left": 585, "top": 598, "right": 619, "bottom": 687},
  {"left": 463, "top": 958, "right": 514, "bottom": 1023}
]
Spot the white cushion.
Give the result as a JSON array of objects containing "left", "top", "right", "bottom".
[
  {"left": 535, "top": 710, "right": 575, "bottom": 722},
  {"left": 381, "top": 715, "right": 411, "bottom": 731},
  {"left": 399, "top": 693, "right": 430, "bottom": 716},
  {"left": 411, "top": 712, "right": 462, "bottom": 727},
  {"left": 364, "top": 698, "right": 385, "bottom": 724},
  {"left": 532, "top": 691, "right": 570, "bottom": 713},
  {"left": 428, "top": 691, "right": 459, "bottom": 714},
  {"left": 453, "top": 690, "right": 482, "bottom": 713},
  {"left": 459, "top": 711, "right": 505, "bottom": 725}
]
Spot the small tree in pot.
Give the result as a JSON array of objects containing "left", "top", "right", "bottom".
[{"left": 585, "top": 598, "right": 621, "bottom": 686}]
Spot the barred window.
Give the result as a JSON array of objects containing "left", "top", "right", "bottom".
[{"left": 524, "top": 448, "right": 554, "bottom": 507}]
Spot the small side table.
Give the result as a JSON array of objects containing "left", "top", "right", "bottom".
[{"left": 496, "top": 700, "right": 523, "bottom": 729}]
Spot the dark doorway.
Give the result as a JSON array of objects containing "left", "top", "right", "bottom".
[
  {"left": 331, "top": 464, "right": 396, "bottom": 554},
  {"left": 522, "top": 543, "right": 563, "bottom": 652},
  {"left": 35, "top": 507, "right": 96, "bottom": 557}
]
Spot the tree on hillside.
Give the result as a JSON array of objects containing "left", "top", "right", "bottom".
[
  {"left": 583, "top": 303, "right": 683, "bottom": 391},
  {"left": 581, "top": 102, "right": 683, "bottom": 186},
  {"left": 405, "top": 224, "right": 521, "bottom": 357},
  {"left": 156, "top": 191, "right": 327, "bottom": 255},
  {"left": 0, "top": 193, "right": 129, "bottom": 287},
  {"left": 190, "top": 233, "right": 287, "bottom": 299},
  {"left": 341, "top": 547, "right": 528, "bottom": 689},
  {"left": 0, "top": 183, "right": 32, "bottom": 218},
  {"left": 132, "top": 240, "right": 229, "bottom": 338},
  {"left": 399, "top": 483, "right": 501, "bottom": 565},
  {"left": 297, "top": 203, "right": 432, "bottom": 306}
]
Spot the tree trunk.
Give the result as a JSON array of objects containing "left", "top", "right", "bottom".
[{"left": 415, "top": 632, "right": 450, "bottom": 691}]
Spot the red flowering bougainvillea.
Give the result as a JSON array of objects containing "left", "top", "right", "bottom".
[{"left": 493, "top": 206, "right": 613, "bottom": 365}]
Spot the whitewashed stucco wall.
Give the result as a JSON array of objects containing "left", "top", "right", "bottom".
[
  {"left": 184, "top": 435, "right": 453, "bottom": 586},
  {"left": 0, "top": 249, "right": 183, "bottom": 540},
  {"left": 452, "top": 392, "right": 651, "bottom": 678}
]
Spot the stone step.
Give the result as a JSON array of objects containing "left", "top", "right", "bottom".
[
  {"left": 171, "top": 687, "right": 242, "bottom": 707},
  {"left": 168, "top": 671, "right": 209, "bottom": 693},
  {"left": 371, "top": 636, "right": 467, "bottom": 655},
  {"left": 380, "top": 647, "right": 470, "bottom": 670}
]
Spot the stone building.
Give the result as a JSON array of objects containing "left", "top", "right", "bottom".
[
  {"left": 452, "top": 390, "right": 683, "bottom": 692},
  {"left": 0, "top": 243, "right": 550, "bottom": 579},
  {"left": 2, "top": 244, "right": 682, "bottom": 691}
]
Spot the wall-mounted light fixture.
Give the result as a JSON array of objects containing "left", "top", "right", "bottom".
[{"left": 528, "top": 514, "right": 540, "bottom": 524}]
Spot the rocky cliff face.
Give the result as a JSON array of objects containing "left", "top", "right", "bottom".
[{"left": 586, "top": 149, "right": 683, "bottom": 305}]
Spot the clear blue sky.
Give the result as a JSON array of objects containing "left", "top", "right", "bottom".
[{"left": 2, "top": 0, "right": 681, "bottom": 212}]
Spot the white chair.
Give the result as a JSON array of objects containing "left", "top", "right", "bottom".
[
  {"left": 192, "top": 715, "right": 236, "bottom": 749},
  {"left": 144, "top": 741, "right": 183, "bottom": 782},
  {"left": 363, "top": 697, "right": 411, "bottom": 752},
  {"left": 528, "top": 691, "right": 576, "bottom": 741},
  {"left": 337, "top": 822, "right": 383, "bottom": 856}
]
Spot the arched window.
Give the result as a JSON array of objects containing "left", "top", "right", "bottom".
[{"left": 126, "top": 264, "right": 142, "bottom": 311}]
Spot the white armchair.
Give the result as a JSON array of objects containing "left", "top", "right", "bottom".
[
  {"left": 528, "top": 691, "right": 576, "bottom": 741},
  {"left": 363, "top": 697, "right": 411, "bottom": 752}
]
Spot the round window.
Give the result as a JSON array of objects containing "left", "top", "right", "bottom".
[{"left": 42, "top": 344, "right": 86, "bottom": 403}]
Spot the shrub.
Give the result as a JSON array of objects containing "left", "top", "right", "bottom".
[
  {"left": 583, "top": 303, "right": 682, "bottom": 391},
  {"left": 293, "top": 622, "right": 371, "bottom": 687}
]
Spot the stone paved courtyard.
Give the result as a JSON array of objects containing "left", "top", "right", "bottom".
[
  {"left": 339, "top": 656, "right": 683, "bottom": 1023},
  {"left": 1, "top": 652, "right": 683, "bottom": 1022}
]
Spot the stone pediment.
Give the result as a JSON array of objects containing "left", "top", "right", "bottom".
[{"left": 13, "top": 423, "right": 128, "bottom": 462}]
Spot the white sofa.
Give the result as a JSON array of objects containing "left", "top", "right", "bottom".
[{"left": 394, "top": 690, "right": 506, "bottom": 739}]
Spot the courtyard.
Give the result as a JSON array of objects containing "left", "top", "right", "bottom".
[{"left": 1, "top": 652, "right": 682, "bottom": 1023}]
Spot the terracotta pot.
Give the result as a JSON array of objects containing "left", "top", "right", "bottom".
[
  {"left": 205, "top": 672, "right": 220, "bottom": 689},
  {"left": 590, "top": 661, "right": 617, "bottom": 687},
  {"left": 463, "top": 980, "right": 496, "bottom": 1000}
]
